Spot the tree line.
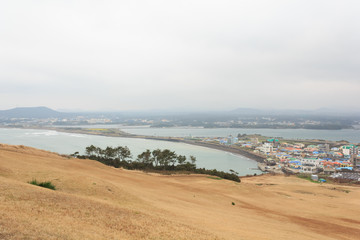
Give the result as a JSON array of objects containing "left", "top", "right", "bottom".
[{"left": 73, "top": 145, "right": 240, "bottom": 182}]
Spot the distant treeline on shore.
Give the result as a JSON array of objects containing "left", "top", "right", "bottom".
[{"left": 73, "top": 145, "right": 241, "bottom": 182}]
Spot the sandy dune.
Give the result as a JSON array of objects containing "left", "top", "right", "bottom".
[{"left": 1, "top": 143, "right": 360, "bottom": 239}]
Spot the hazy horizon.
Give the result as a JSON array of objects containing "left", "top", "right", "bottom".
[
  {"left": 1, "top": 105, "right": 360, "bottom": 115},
  {"left": 1, "top": 1, "right": 360, "bottom": 111}
]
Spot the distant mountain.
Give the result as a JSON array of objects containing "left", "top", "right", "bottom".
[
  {"left": 230, "top": 108, "right": 264, "bottom": 115},
  {"left": 0, "top": 107, "right": 67, "bottom": 119}
]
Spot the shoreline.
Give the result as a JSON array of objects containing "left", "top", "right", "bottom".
[
  {"left": 1, "top": 126, "right": 267, "bottom": 163},
  {"left": 2, "top": 125, "right": 354, "bottom": 163}
]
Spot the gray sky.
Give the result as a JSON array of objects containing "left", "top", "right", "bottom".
[{"left": 1, "top": 0, "right": 359, "bottom": 111}]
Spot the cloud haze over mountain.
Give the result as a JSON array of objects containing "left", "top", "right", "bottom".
[{"left": 1, "top": 0, "right": 359, "bottom": 111}]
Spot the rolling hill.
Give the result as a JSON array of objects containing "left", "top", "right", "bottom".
[{"left": 1, "top": 144, "right": 360, "bottom": 239}]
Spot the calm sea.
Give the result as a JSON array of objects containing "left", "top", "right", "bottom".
[
  {"left": 0, "top": 128, "right": 261, "bottom": 176},
  {"left": 54, "top": 124, "right": 360, "bottom": 143},
  {"left": 120, "top": 126, "right": 360, "bottom": 143}
]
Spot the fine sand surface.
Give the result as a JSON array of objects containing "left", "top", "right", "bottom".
[{"left": 1, "top": 144, "right": 360, "bottom": 240}]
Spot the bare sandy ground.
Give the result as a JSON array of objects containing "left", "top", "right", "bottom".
[{"left": 1, "top": 143, "right": 360, "bottom": 240}]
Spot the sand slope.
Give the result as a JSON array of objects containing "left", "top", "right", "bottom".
[{"left": 1, "top": 144, "right": 360, "bottom": 240}]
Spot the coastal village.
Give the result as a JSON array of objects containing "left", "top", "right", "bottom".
[{"left": 190, "top": 134, "right": 360, "bottom": 182}]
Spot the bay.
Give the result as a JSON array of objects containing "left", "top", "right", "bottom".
[
  {"left": 53, "top": 125, "right": 360, "bottom": 143},
  {"left": 0, "top": 128, "right": 261, "bottom": 176}
]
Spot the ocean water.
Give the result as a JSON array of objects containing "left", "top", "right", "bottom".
[
  {"left": 53, "top": 124, "right": 360, "bottom": 142},
  {"left": 0, "top": 128, "right": 261, "bottom": 176},
  {"left": 118, "top": 127, "right": 360, "bottom": 143}
]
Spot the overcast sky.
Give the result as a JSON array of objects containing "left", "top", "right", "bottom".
[{"left": 1, "top": 0, "right": 359, "bottom": 111}]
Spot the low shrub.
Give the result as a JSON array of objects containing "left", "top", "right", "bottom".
[{"left": 29, "top": 179, "right": 56, "bottom": 190}]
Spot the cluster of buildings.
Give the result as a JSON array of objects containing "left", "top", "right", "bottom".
[
  {"left": 198, "top": 135, "right": 360, "bottom": 179},
  {"left": 254, "top": 139, "right": 360, "bottom": 176}
]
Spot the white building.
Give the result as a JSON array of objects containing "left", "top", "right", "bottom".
[
  {"left": 300, "top": 158, "right": 322, "bottom": 167},
  {"left": 342, "top": 146, "right": 351, "bottom": 156},
  {"left": 341, "top": 145, "right": 358, "bottom": 156},
  {"left": 260, "top": 142, "right": 273, "bottom": 154},
  {"left": 300, "top": 164, "right": 318, "bottom": 173},
  {"left": 227, "top": 135, "right": 238, "bottom": 145}
]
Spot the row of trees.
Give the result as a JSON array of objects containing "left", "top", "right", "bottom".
[
  {"left": 137, "top": 149, "right": 196, "bottom": 168},
  {"left": 85, "top": 145, "right": 132, "bottom": 162},
  {"left": 74, "top": 145, "right": 240, "bottom": 182},
  {"left": 82, "top": 145, "right": 196, "bottom": 169}
]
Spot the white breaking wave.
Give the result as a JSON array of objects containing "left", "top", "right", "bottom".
[
  {"left": 25, "top": 131, "right": 59, "bottom": 136},
  {"left": 66, "top": 134, "right": 87, "bottom": 138}
]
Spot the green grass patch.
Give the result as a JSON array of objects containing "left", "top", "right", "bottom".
[
  {"left": 29, "top": 179, "right": 56, "bottom": 190},
  {"left": 207, "top": 176, "right": 222, "bottom": 180},
  {"left": 88, "top": 128, "right": 109, "bottom": 131}
]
